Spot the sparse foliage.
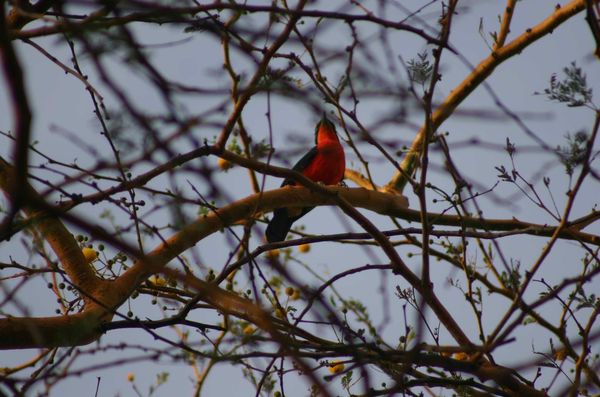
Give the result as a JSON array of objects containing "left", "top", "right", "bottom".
[
  {"left": 556, "top": 131, "right": 590, "bottom": 175},
  {"left": 542, "top": 62, "right": 594, "bottom": 108},
  {"left": 407, "top": 51, "right": 433, "bottom": 87}
]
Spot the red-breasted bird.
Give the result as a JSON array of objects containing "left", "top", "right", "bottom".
[{"left": 266, "top": 115, "right": 346, "bottom": 243}]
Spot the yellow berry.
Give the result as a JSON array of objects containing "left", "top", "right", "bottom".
[
  {"left": 149, "top": 275, "right": 166, "bottom": 287},
  {"left": 298, "top": 243, "right": 311, "bottom": 253},
  {"left": 452, "top": 352, "right": 469, "bottom": 361},
  {"left": 328, "top": 360, "right": 345, "bottom": 374},
  {"left": 217, "top": 157, "right": 233, "bottom": 171},
  {"left": 285, "top": 287, "right": 295, "bottom": 296},
  {"left": 242, "top": 324, "right": 255, "bottom": 335},
  {"left": 127, "top": 373, "right": 135, "bottom": 382},
  {"left": 82, "top": 247, "right": 98, "bottom": 263}
]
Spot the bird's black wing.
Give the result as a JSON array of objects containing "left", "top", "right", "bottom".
[
  {"left": 281, "top": 146, "right": 318, "bottom": 186},
  {"left": 266, "top": 146, "right": 319, "bottom": 242}
]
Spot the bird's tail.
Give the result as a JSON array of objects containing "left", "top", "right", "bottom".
[{"left": 266, "top": 209, "right": 294, "bottom": 243}]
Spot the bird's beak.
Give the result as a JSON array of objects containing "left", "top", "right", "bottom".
[
  {"left": 315, "top": 113, "right": 336, "bottom": 144},
  {"left": 319, "top": 113, "right": 334, "bottom": 131}
]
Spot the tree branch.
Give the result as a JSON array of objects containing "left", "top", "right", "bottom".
[
  {"left": 386, "top": 0, "right": 586, "bottom": 192},
  {"left": 0, "top": 2, "right": 33, "bottom": 238}
]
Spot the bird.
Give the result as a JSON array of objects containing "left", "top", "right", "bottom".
[{"left": 266, "top": 115, "right": 346, "bottom": 243}]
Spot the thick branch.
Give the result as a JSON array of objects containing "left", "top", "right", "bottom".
[
  {"left": 0, "top": 157, "right": 103, "bottom": 298},
  {"left": 0, "top": 309, "right": 105, "bottom": 349}
]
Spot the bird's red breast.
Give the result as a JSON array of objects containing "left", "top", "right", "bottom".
[{"left": 300, "top": 123, "right": 345, "bottom": 185}]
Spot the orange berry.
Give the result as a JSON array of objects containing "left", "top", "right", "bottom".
[
  {"left": 217, "top": 158, "right": 233, "bottom": 171},
  {"left": 298, "top": 243, "right": 311, "bottom": 253},
  {"left": 242, "top": 324, "right": 255, "bottom": 335},
  {"left": 290, "top": 290, "right": 301, "bottom": 300},
  {"left": 285, "top": 287, "right": 295, "bottom": 296},
  {"left": 452, "top": 352, "right": 469, "bottom": 361},
  {"left": 267, "top": 249, "right": 280, "bottom": 259},
  {"left": 127, "top": 373, "right": 135, "bottom": 382}
]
